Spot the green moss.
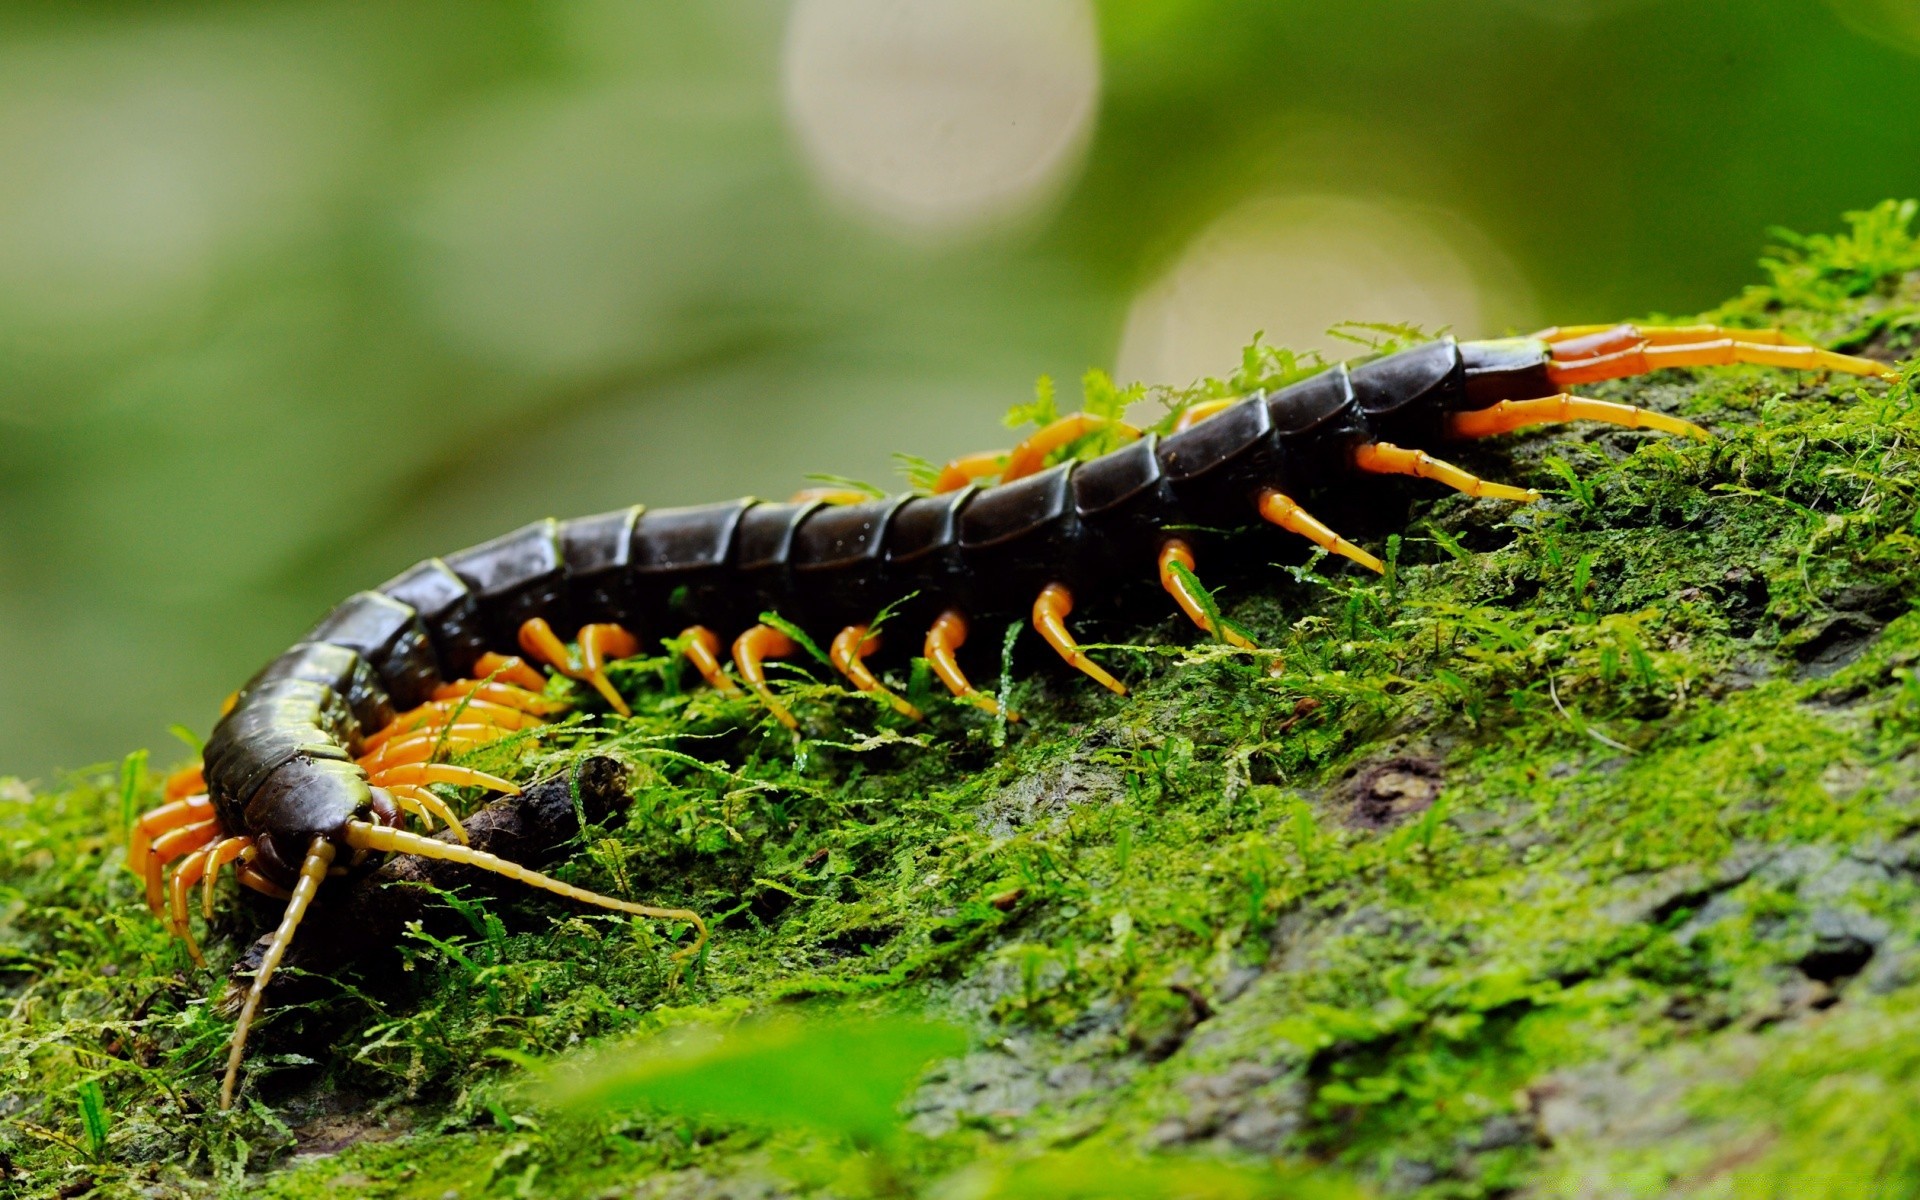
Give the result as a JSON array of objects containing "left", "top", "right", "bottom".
[{"left": 5, "top": 201, "right": 1920, "bottom": 1198}]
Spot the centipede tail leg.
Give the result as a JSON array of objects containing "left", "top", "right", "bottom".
[
  {"left": 678, "top": 626, "right": 741, "bottom": 696},
  {"left": 1158, "top": 540, "right": 1256, "bottom": 650},
  {"left": 733, "top": 624, "right": 801, "bottom": 730},
  {"left": 1352, "top": 443, "right": 1541, "bottom": 503},
  {"left": 1537, "top": 322, "right": 1824, "bottom": 351},
  {"left": 925, "top": 610, "right": 1015, "bottom": 717},
  {"left": 222, "top": 837, "right": 334, "bottom": 1111},
  {"left": 1033, "top": 584, "right": 1127, "bottom": 696},
  {"left": 1545, "top": 327, "right": 1898, "bottom": 385},
  {"left": 1255, "top": 490, "right": 1385, "bottom": 574},
  {"left": 1446, "top": 394, "right": 1708, "bottom": 441}
]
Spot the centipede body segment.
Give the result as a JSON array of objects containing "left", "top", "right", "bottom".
[{"left": 126, "top": 322, "right": 1897, "bottom": 1109}]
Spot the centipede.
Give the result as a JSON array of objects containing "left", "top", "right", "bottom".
[{"left": 126, "top": 321, "right": 1898, "bottom": 1109}]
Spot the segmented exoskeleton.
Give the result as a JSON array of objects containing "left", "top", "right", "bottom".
[{"left": 129, "top": 322, "right": 1898, "bottom": 1109}]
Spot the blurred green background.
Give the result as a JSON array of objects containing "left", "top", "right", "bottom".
[{"left": 2, "top": 0, "right": 1916, "bottom": 782}]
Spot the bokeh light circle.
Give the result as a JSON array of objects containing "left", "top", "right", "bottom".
[
  {"left": 1116, "top": 194, "right": 1533, "bottom": 387},
  {"left": 781, "top": 0, "right": 1101, "bottom": 234}
]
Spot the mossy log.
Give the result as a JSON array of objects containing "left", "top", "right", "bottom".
[{"left": 4, "top": 203, "right": 1920, "bottom": 1199}]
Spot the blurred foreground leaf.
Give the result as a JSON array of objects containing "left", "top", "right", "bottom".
[{"left": 539, "top": 1013, "right": 966, "bottom": 1143}]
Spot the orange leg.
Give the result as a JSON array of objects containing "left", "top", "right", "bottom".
[
  {"left": 1001, "top": 413, "right": 1142, "bottom": 484},
  {"left": 1157, "top": 540, "right": 1256, "bottom": 650},
  {"left": 1255, "top": 490, "right": 1385, "bottom": 574},
  {"left": 129, "top": 793, "right": 215, "bottom": 881},
  {"left": 1536, "top": 322, "right": 1824, "bottom": 355},
  {"left": 829, "top": 625, "right": 923, "bottom": 719},
  {"left": 473, "top": 651, "right": 550, "bottom": 692},
  {"left": 1173, "top": 398, "right": 1240, "bottom": 432},
  {"left": 200, "top": 836, "right": 252, "bottom": 920},
  {"left": 1447, "top": 393, "right": 1708, "bottom": 441},
  {"left": 365, "top": 762, "right": 519, "bottom": 795},
  {"left": 517, "top": 616, "right": 636, "bottom": 714},
  {"left": 733, "top": 624, "right": 800, "bottom": 730},
  {"left": 934, "top": 451, "right": 1008, "bottom": 494},
  {"left": 1351, "top": 442, "right": 1540, "bottom": 503},
  {"left": 360, "top": 699, "right": 543, "bottom": 751},
  {"left": 145, "top": 820, "right": 219, "bottom": 917},
  {"left": 163, "top": 764, "right": 205, "bottom": 801},
  {"left": 430, "top": 679, "right": 567, "bottom": 716},
  {"left": 169, "top": 846, "right": 217, "bottom": 965},
  {"left": 356, "top": 724, "right": 503, "bottom": 773},
  {"left": 924, "top": 610, "right": 1014, "bottom": 717},
  {"left": 679, "top": 625, "right": 742, "bottom": 696},
  {"left": 1548, "top": 332, "right": 1897, "bottom": 387},
  {"left": 236, "top": 857, "right": 291, "bottom": 901},
  {"left": 1032, "top": 583, "right": 1126, "bottom": 696}
]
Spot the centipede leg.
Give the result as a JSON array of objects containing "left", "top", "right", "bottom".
[
  {"left": 223, "top": 837, "right": 334, "bottom": 1110},
  {"left": 1000, "top": 412, "right": 1142, "bottom": 484},
  {"left": 1255, "top": 490, "right": 1385, "bottom": 574},
  {"left": 386, "top": 783, "right": 470, "bottom": 844},
  {"left": 1157, "top": 540, "right": 1256, "bottom": 650},
  {"left": 1446, "top": 393, "right": 1708, "bottom": 441},
  {"left": 517, "top": 618, "right": 637, "bottom": 716},
  {"left": 1537, "top": 322, "right": 1824, "bottom": 351},
  {"left": 168, "top": 847, "right": 217, "bottom": 965},
  {"left": 236, "top": 854, "right": 291, "bottom": 901},
  {"left": 1033, "top": 583, "right": 1127, "bottom": 696},
  {"left": 733, "top": 624, "right": 800, "bottom": 730},
  {"left": 129, "top": 794, "right": 215, "bottom": 883},
  {"left": 934, "top": 450, "right": 1009, "bottom": 494},
  {"left": 201, "top": 836, "right": 252, "bottom": 920},
  {"left": 1352, "top": 442, "right": 1541, "bottom": 503},
  {"left": 163, "top": 764, "right": 205, "bottom": 801},
  {"left": 145, "top": 820, "right": 220, "bottom": 917},
  {"left": 830, "top": 625, "right": 923, "bottom": 719},
  {"left": 678, "top": 626, "right": 742, "bottom": 696},
  {"left": 924, "top": 610, "right": 1014, "bottom": 717},
  {"left": 472, "top": 651, "right": 550, "bottom": 692}
]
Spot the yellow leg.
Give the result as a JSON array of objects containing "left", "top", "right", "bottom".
[
  {"left": 1157, "top": 540, "right": 1256, "bottom": 650},
  {"left": 201, "top": 836, "right": 252, "bottom": 920},
  {"left": 1255, "top": 490, "right": 1385, "bottom": 574},
  {"left": 830, "top": 625, "right": 923, "bottom": 719},
  {"left": 934, "top": 451, "right": 1008, "bottom": 494},
  {"left": 366, "top": 762, "right": 519, "bottom": 795},
  {"left": 168, "top": 846, "right": 217, "bottom": 965},
  {"left": 386, "top": 783, "right": 471, "bottom": 844},
  {"left": 1351, "top": 442, "right": 1541, "bottom": 503},
  {"left": 1447, "top": 393, "right": 1707, "bottom": 441},
  {"left": 1536, "top": 322, "right": 1825, "bottom": 351},
  {"left": 1173, "top": 398, "right": 1241, "bottom": 432},
  {"left": 129, "top": 794, "right": 214, "bottom": 882},
  {"left": 145, "top": 820, "right": 219, "bottom": 917},
  {"left": 924, "top": 610, "right": 1013, "bottom": 717},
  {"left": 1001, "top": 412, "right": 1141, "bottom": 484},
  {"left": 516, "top": 617, "right": 635, "bottom": 716},
  {"left": 472, "top": 652, "right": 550, "bottom": 692},
  {"left": 733, "top": 624, "right": 800, "bottom": 730},
  {"left": 1032, "top": 583, "right": 1127, "bottom": 696},
  {"left": 1548, "top": 332, "right": 1897, "bottom": 386}
]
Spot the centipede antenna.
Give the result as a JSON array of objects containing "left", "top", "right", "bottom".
[
  {"left": 222, "top": 836, "right": 335, "bottom": 1111},
  {"left": 1033, "top": 583, "right": 1127, "bottom": 696},
  {"left": 341, "top": 821, "right": 708, "bottom": 959}
]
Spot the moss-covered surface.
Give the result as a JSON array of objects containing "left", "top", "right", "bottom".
[{"left": 6, "top": 202, "right": 1920, "bottom": 1199}]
